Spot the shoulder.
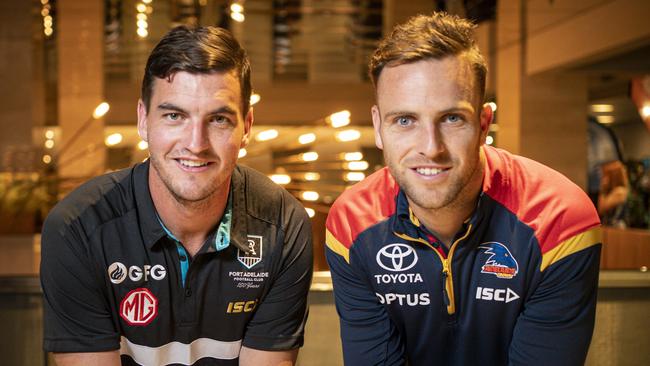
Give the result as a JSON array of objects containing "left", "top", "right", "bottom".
[
  {"left": 235, "top": 165, "right": 308, "bottom": 226},
  {"left": 482, "top": 146, "right": 601, "bottom": 256},
  {"left": 42, "top": 165, "right": 139, "bottom": 243},
  {"left": 326, "top": 167, "right": 399, "bottom": 256}
]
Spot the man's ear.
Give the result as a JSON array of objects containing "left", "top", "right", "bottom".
[
  {"left": 241, "top": 107, "right": 254, "bottom": 148},
  {"left": 479, "top": 103, "right": 493, "bottom": 142},
  {"left": 371, "top": 105, "right": 384, "bottom": 150},
  {"left": 137, "top": 99, "right": 148, "bottom": 142}
]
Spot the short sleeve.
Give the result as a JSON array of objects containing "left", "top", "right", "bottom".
[
  {"left": 40, "top": 211, "right": 119, "bottom": 352},
  {"left": 241, "top": 194, "right": 313, "bottom": 350}
]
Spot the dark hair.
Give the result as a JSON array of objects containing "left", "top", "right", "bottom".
[
  {"left": 141, "top": 26, "right": 252, "bottom": 115},
  {"left": 369, "top": 12, "right": 487, "bottom": 102}
]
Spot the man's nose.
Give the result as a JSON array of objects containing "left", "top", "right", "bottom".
[
  {"left": 185, "top": 120, "right": 209, "bottom": 153},
  {"left": 419, "top": 123, "right": 445, "bottom": 158}
]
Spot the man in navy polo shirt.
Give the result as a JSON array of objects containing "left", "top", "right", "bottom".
[{"left": 41, "top": 26, "right": 313, "bottom": 365}]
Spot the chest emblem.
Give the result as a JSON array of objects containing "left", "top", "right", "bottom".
[
  {"left": 119, "top": 288, "right": 158, "bottom": 326},
  {"left": 238, "top": 235, "right": 263, "bottom": 269},
  {"left": 376, "top": 243, "right": 418, "bottom": 272},
  {"left": 478, "top": 242, "right": 519, "bottom": 279}
]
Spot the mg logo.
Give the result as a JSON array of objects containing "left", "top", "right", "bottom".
[
  {"left": 119, "top": 288, "right": 158, "bottom": 326},
  {"left": 376, "top": 243, "right": 418, "bottom": 272}
]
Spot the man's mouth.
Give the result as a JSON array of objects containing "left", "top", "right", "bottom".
[
  {"left": 414, "top": 167, "right": 449, "bottom": 176},
  {"left": 178, "top": 159, "right": 209, "bottom": 168}
]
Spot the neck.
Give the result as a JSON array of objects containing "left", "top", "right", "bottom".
[{"left": 149, "top": 171, "right": 229, "bottom": 256}]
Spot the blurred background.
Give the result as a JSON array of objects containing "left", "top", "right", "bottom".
[{"left": 0, "top": 0, "right": 648, "bottom": 365}]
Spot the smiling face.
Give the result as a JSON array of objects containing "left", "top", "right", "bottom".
[
  {"left": 371, "top": 55, "right": 491, "bottom": 213},
  {"left": 137, "top": 71, "right": 252, "bottom": 207}
]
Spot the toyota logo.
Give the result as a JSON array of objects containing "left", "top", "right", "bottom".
[{"left": 376, "top": 243, "right": 418, "bottom": 272}]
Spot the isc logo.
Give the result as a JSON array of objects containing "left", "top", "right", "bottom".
[
  {"left": 475, "top": 286, "right": 520, "bottom": 303},
  {"left": 120, "top": 288, "right": 158, "bottom": 326},
  {"left": 226, "top": 299, "right": 258, "bottom": 314}
]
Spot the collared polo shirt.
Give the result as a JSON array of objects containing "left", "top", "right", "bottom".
[{"left": 41, "top": 161, "right": 313, "bottom": 365}]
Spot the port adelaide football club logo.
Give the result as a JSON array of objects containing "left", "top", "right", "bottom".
[
  {"left": 478, "top": 242, "right": 519, "bottom": 279},
  {"left": 238, "top": 235, "right": 263, "bottom": 269}
]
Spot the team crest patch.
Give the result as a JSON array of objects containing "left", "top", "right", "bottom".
[
  {"left": 238, "top": 235, "right": 263, "bottom": 269},
  {"left": 478, "top": 242, "right": 519, "bottom": 279}
]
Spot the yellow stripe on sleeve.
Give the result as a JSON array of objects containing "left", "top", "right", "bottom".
[
  {"left": 540, "top": 227, "right": 602, "bottom": 272},
  {"left": 326, "top": 229, "right": 350, "bottom": 263}
]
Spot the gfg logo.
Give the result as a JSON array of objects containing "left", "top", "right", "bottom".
[
  {"left": 376, "top": 243, "right": 418, "bottom": 272},
  {"left": 108, "top": 262, "right": 166, "bottom": 284}
]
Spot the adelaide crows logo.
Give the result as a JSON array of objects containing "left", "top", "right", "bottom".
[{"left": 478, "top": 242, "right": 518, "bottom": 279}]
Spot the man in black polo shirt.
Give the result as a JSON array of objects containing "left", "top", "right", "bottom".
[{"left": 40, "top": 26, "right": 313, "bottom": 366}]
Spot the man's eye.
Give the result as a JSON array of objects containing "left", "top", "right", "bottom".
[
  {"left": 165, "top": 113, "right": 181, "bottom": 121},
  {"left": 211, "top": 115, "right": 232, "bottom": 125},
  {"left": 444, "top": 114, "right": 463, "bottom": 123},
  {"left": 395, "top": 116, "right": 413, "bottom": 126}
]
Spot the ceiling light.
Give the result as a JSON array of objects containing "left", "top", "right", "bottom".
[
  {"left": 42, "top": 154, "right": 52, "bottom": 164},
  {"left": 596, "top": 115, "right": 615, "bottom": 124},
  {"left": 230, "top": 3, "right": 244, "bottom": 13},
  {"left": 343, "top": 152, "right": 363, "bottom": 161},
  {"left": 137, "top": 140, "right": 148, "bottom": 150},
  {"left": 304, "top": 172, "right": 320, "bottom": 181},
  {"left": 305, "top": 208, "right": 315, "bottom": 218},
  {"left": 270, "top": 174, "right": 291, "bottom": 185},
  {"left": 238, "top": 148, "right": 247, "bottom": 158},
  {"left": 328, "top": 110, "right": 351, "bottom": 128},
  {"left": 487, "top": 102, "right": 497, "bottom": 112},
  {"left": 255, "top": 129, "right": 278, "bottom": 141},
  {"left": 137, "top": 20, "right": 148, "bottom": 29},
  {"left": 45, "top": 130, "right": 54, "bottom": 139},
  {"left": 298, "top": 133, "right": 316, "bottom": 144},
  {"left": 136, "top": 3, "right": 147, "bottom": 12},
  {"left": 137, "top": 28, "right": 149, "bottom": 38},
  {"left": 92, "top": 102, "right": 110, "bottom": 119},
  {"left": 137, "top": 13, "right": 147, "bottom": 21},
  {"left": 486, "top": 135, "right": 494, "bottom": 145},
  {"left": 335, "top": 129, "right": 361, "bottom": 142},
  {"left": 44, "top": 139, "right": 54, "bottom": 149},
  {"left": 231, "top": 12, "right": 245, "bottom": 22},
  {"left": 301, "top": 191, "right": 319, "bottom": 201},
  {"left": 590, "top": 104, "right": 614, "bottom": 113},
  {"left": 250, "top": 93, "right": 261, "bottom": 105},
  {"left": 105, "top": 133, "right": 123, "bottom": 146},
  {"left": 345, "top": 161, "right": 369, "bottom": 171},
  {"left": 641, "top": 105, "right": 650, "bottom": 119},
  {"left": 344, "top": 172, "right": 365, "bottom": 182},
  {"left": 301, "top": 152, "right": 319, "bottom": 162}
]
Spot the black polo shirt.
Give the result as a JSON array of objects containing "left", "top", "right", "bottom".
[{"left": 41, "top": 162, "right": 313, "bottom": 365}]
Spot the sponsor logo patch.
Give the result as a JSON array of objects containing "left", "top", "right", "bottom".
[
  {"left": 108, "top": 262, "right": 167, "bottom": 284},
  {"left": 478, "top": 242, "right": 519, "bottom": 279},
  {"left": 376, "top": 243, "right": 418, "bottom": 272},
  {"left": 376, "top": 292, "right": 430, "bottom": 306},
  {"left": 475, "top": 286, "right": 520, "bottom": 303},
  {"left": 226, "top": 299, "right": 259, "bottom": 314},
  {"left": 120, "top": 288, "right": 158, "bottom": 326},
  {"left": 238, "top": 235, "right": 263, "bottom": 269}
]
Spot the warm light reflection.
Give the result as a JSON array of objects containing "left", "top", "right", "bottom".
[
  {"left": 137, "top": 20, "right": 148, "bottom": 29},
  {"left": 44, "top": 139, "right": 54, "bottom": 149},
  {"left": 343, "top": 152, "right": 363, "bottom": 161},
  {"left": 45, "top": 130, "right": 54, "bottom": 139},
  {"left": 328, "top": 110, "right": 351, "bottom": 128},
  {"left": 142, "top": 0, "right": 152, "bottom": 3},
  {"left": 335, "top": 129, "right": 361, "bottom": 142},
  {"left": 270, "top": 174, "right": 291, "bottom": 185},
  {"left": 301, "top": 191, "right": 319, "bottom": 201},
  {"left": 591, "top": 104, "right": 614, "bottom": 113},
  {"left": 486, "top": 135, "right": 494, "bottom": 145},
  {"left": 137, "top": 13, "right": 147, "bottom": 21},
  {"left": 596, "top": 115, "right": 614, "bottom": 124},
  {"left": 137, "top": 28, "right": 149, "bottom": 38},
  {"left": 345, "top": 161, "right": 369, "bottom": 171},
  {"left": 93, "top": 102, "right": 110, "bottom": 119},
  {"left": 231, "top": 12, "right": 245, "bottom": 22},
  {"left": 305, "top": 208, "right": 315, "bottom": 218},
  {"left": 298, "top": 133, "right": 316, "bottom": 144},
  {"left": 42, "top": 154, "right": 52, "bottom": 164},
  {"left": 136, "top": 3, "right": 147, "bottom": 12},
  {"left": 255, "top": 129, "right": 278, "bottom": 141},
  {"left": 105, "top": 133, "right": 123, "bottom": 146},
  {"left": 230, "top": 3, "right": 244, "bottom": 13},
  {"left": 304, "top": 172, "right": 320, "bottom": 181},
  {"left": 250, "top": 93, "right": 261, "bottom": 105},
  {"left": 137, "top": 140, "right": 149, "bottom": 150},
  {"left": 301, "top": 152, "right": 319, "bottom": 162},
  {"left": 345, "top": 172, "right": 365, "bottom": 182},
  {"left": 487, "top": 102, "right": 497, "bottom": 112},
  {"left": 642, "top": 105, "right": 650, "bottom": 119},
  {"left": 238, "top": 148, "right": 247, "bottom": 158}
]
